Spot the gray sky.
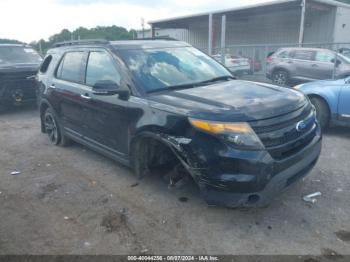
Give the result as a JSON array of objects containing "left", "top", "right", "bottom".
[{"left": 0, "top": 0, "right": 268, "bottom": 43}]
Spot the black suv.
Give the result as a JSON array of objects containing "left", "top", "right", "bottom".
[
  {"left": 36, "top": 39, "right": 322, "bottom": 208},
  {"left": 0, "top": 44, "right": 42, "bottom": 110}
]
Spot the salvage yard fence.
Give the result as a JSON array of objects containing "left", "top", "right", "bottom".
[{"left": 211, "top": 42, "right": 350, "bottom": 82}]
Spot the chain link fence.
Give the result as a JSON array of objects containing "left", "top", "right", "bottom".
[{"left": 212, "top": 42, "right": 350, "bottom": 84}]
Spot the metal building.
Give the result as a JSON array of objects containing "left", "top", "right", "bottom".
[{"left": 147, "top": 0, "right": 350, "bottom": 56}]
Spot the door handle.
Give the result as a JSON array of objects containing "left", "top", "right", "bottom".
[
  {"left": 311, "top": 64, "right": 318, "bottom": 67},
  {"left": 80, "top": 94, "right": 91, "bottom": 100}
]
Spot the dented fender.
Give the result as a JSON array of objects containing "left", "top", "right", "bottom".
[{"left": 131, "top": 131, "right": 205, "bottom": 179}]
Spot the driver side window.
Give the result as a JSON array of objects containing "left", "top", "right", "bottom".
[{"left": 85, "top": 51, "right": 121, "bottom": 87}]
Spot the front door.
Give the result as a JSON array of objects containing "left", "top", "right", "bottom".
[
  {"left": 80, "top": 50, "right": 130, "bottom": 156},
  {"left": 291, "top": 50, "right": 316, "bottom": 80},
  {"left": 313, "top": 50, "right": 336, "bottom": 80}
]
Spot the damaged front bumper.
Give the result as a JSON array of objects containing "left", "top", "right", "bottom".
[
  {"left": 166, "top": 126, "right": 322, "bottom": 208},
  {"left": 0, "top": 78, "right": 37, "bottom": 107}
]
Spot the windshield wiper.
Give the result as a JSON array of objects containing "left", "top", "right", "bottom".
[
  {"left": 147, "top": 83, "right": 198, "bottom": 94},
  {"left": 199, "top": 75, "right": 235, "bottom": 85},
  {"left": 146, "top": 76, "right": 235, "bottom": 94}
]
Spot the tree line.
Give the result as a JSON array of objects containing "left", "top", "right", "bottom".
[
  {"left": 1, "top": 25, "right": 137, "bottom": 54},
  {"left": 30, "top": 26, "right": 137, "bottom": 54}
]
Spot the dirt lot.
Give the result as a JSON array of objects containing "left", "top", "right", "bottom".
[{"left": 0, "top": 107, "right": 349, "bottom": 256}]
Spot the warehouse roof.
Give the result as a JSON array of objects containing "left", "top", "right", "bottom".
[{"left": 149, "top": 0, "right": 350, "bottom": 26}]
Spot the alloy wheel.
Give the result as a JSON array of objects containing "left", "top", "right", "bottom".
[
  {"left": 273, "top": 72, "right": 287, "bottom": 86},
  {"left": 44, "top": 113, "right": 59, "bottom": 144}
]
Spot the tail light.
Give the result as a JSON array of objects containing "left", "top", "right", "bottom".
[{"left": 267, "top": 56, "right": 273, "bottom": 63}]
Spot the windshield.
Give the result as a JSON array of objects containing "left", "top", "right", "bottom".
[
  {"left": 118, "top": 47, "right": 232, "bottom": 93},
  {"left": 0, "top": 46, "right": 42, "bottom": 65}
]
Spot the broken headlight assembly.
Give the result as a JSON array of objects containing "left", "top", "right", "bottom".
[{"left": 189, "top": 118, "right": 264, "bottom": 151}]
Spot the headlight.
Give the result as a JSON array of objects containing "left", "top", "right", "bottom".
[
  {"left": 293, "top": 84, "right": 303, "bottom": 90},
  {"left": 189, "top": 118, "right": 264, "bottom": 150}
]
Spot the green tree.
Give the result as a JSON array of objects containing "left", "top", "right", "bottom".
[{"left": 31, "top": 25, "right": 136, "bottom": 54}]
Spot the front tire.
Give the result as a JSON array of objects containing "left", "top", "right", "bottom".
[
  {"left": 310, "top": 97, "right": 330, "bottom": 130},
  {"left": 272, "top": 70, "right": 289, "bottom": 86}
]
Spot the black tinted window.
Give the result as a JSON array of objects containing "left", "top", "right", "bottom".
[
  {"left": 58, "top": 52, "right": 84, "bottom": 83},
  {"left": 290, "top": 50, "right": 314, "bottom": 61},
  {"left": 85, "top": 51, "right": 121, "bottom": 86}
]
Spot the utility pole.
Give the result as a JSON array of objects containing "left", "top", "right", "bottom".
[
  {"left": 141, "top": 18, "right": 145, "bottom": 38},
  {"left": 208, "top": 13, "right": 213, "bottom": 56},
  {"left": 39, "top": 41, "right": 42, "bottom": 55},
  {"left": 298, "top": 0, "right": 306, "bottom": 46},
  {"left": 220, "top": 15, "right": 226, "bottom": 65}
]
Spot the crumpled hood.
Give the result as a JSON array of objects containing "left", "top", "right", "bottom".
[{"left": 148, "top": 80, "right": 307, "bottom": 122}]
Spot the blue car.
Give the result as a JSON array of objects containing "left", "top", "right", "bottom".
[{"left": 294, "top": 77, "right": 350, "bottom": 129}]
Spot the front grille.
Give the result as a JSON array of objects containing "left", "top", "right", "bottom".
[
  {"left": 250, "top": 104, "right": 317, "bottom": 160},
  {"left": 0, "top": 71, "right": 37, "bottom": 102}
]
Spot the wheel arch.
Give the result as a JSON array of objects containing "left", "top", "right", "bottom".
[
  {"left": 307, "top": 93, "right": 334, "bottom": 116},
  {"left": 39, "top": 100, "right": 51, "bottom": 133},
  {"left": 271, "top": 67, "right": 290, "bottom": 76},
  {"left": 129, "top": 128, "right": 193, "bottom": 178}
]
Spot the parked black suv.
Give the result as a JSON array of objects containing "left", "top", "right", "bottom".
[
  {"left": 0, "top": 44, "right": 42, "bottom": 110},
  {"left": 36, "top": 39, "right": 322, "bottom": 207}
]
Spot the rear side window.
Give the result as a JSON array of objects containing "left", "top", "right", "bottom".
[
  {"left": 290, "top": 50, "right": 314, "bottom": 61},
  {"left": 85, "top": 51, "right": 121, "bottom": 86},
  {"left": 57, "top": 52, "right": 85, "bottom": 83},
  {"left": 315, "top": 51, "right": 335, "bottom": 63},
  {"left": 39, "top": 55, "right": 52, "bottom": 73}
]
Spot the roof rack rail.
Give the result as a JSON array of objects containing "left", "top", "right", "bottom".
[
  {"left": 53, "top": 39, "right": 109, "bottom": 48},
  {"left": 134, "top": 36, "right": 178, "bottom": 41}
]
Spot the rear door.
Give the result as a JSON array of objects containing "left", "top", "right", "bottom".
[
  {"left": 290, "top": 50, "right": 316, "bottom": 79},
  {"left": 313, "top": 50, "right": 335, "bottom": 80},
  {"left": 80, "top": 49, "right": 130, "bottom": 156},
  {"left": 51, "top": 50, "right": 88, "bottom": 136},
  {"left": 338, "top": 80, "right": 350, "bottom": 123}
]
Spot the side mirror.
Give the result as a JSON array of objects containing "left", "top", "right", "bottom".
[
  {"left": 331, "top": 58, "right": 342, "bottom": 67},
  {"left": 92, "top": 80, "right": 120, "bottom": 95},
  {"left": 92, "top": 80, "right": 130, "bottom": 100}
]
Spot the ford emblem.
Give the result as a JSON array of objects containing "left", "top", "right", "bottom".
[{"left": 296, "top": 121, "right": 307, "bottom": 132}]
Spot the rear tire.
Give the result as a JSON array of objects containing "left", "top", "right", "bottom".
[
  {"left": 43, "top": 108, "right": 70, "bottom": 146},
  {"left": 272, "top": 70, "right": 289, "bottom": 86},
  {"left": 310, "top": 97, "right": 330, "bottom": 130}
]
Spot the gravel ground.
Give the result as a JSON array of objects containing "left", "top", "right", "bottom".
[{"left": 0, "top": 107, "right": 349, "bottom": 256}]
